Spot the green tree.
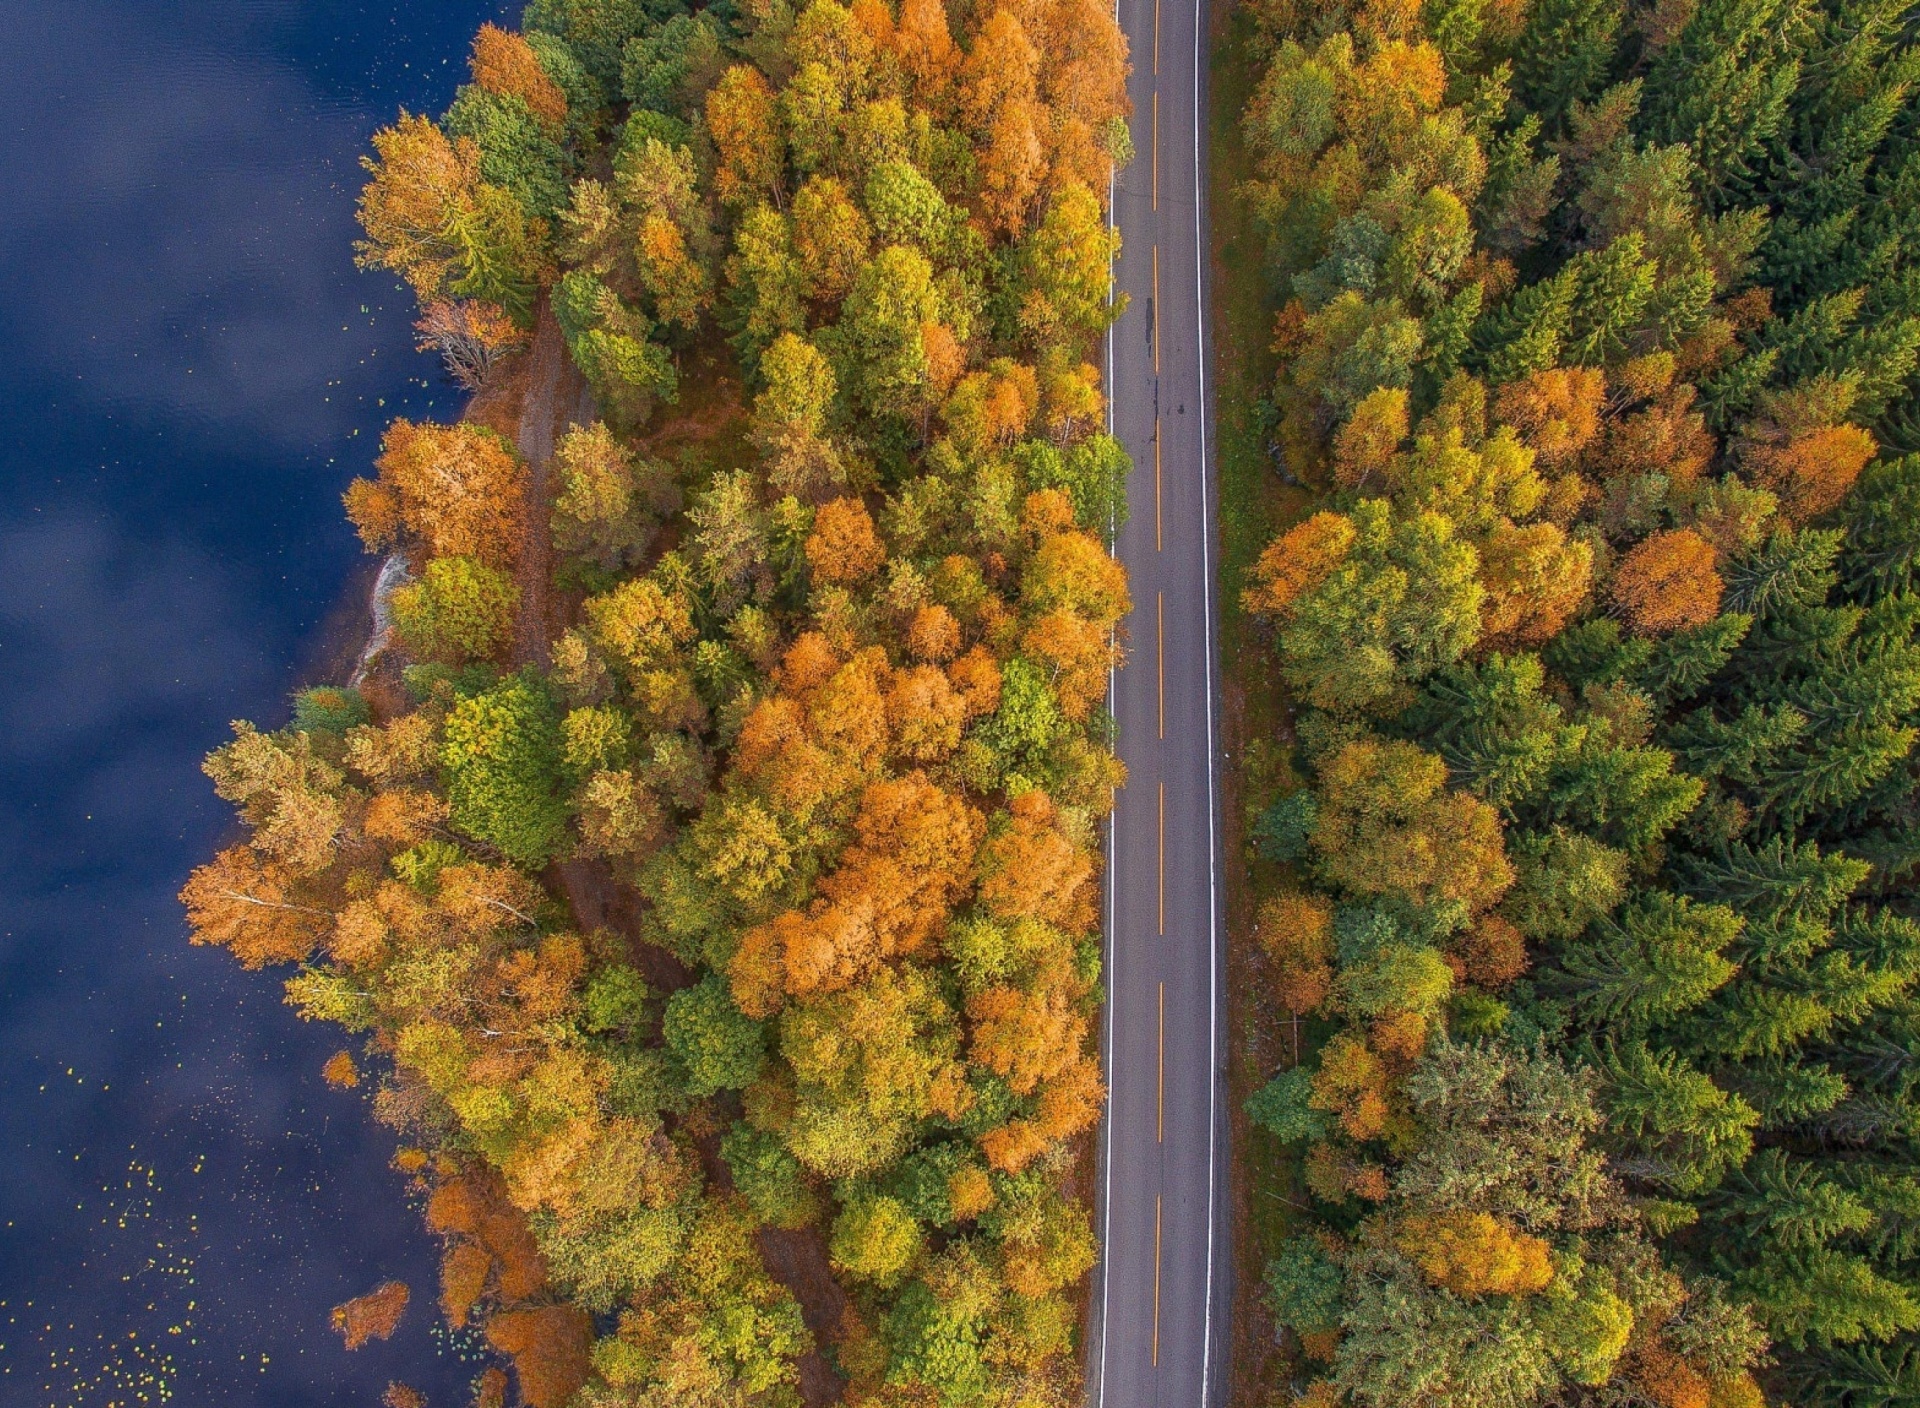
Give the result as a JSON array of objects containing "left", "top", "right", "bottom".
[
  {"left": 1016, "top": 182, "right": 1124, "bottom": 346},
  {"left": 1265, "top": 1234, "right": 1345, "bottom": 1337},
  {"left": 392, "top": 555, "right": 520, "bottom": 662},
  {"left": 1276, "top": 499, "right": 1485, "bottom": 713},
  {"left": 443, "top": 85, "right": 572, "bottom": 221},
  {"left": 830, "top": 1192, "right": 924, "bottom": 1286},
  {"left": 664, "top": 973, "right": 767, "bottom": 1097},
  {"left": 1513, "top": 0, "right": 1624, "bottom": 126},
  {"left": 1594, "top": 1040, "right": 1759, "bottom": 1193},
  {"left": 1548, "top": 892, "right": 1742, "bottom": 1026},
  {"left": 1640, "top": 0, "right": 1805, "bottom": 194},
  {"left": 442, "top": 670, "right": 570, "bottom": 867},
  {"left": 722, "top": 1124, "right": 820, "bottom": 1229},
  {"left": 832, "top": 244, "right": 946, "bottom": 419}
]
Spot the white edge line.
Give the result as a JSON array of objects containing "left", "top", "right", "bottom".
[
  {"left": 1095, "top": 70, "right": 1120, "bottom": 1408},
  {"left": 1192, "top": 0, "right": 1222, "bottom": 1396}
]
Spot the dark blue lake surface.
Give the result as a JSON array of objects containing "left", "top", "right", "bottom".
[{"left": 0, "top": 4, "right": 518, "bottom": 1403}]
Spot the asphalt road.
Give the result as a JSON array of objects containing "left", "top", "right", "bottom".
[{"left": 1087, "top": 0, "right": 1229, "bottom": 1400}]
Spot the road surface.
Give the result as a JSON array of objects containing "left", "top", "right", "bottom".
[{"left": 1088, "top": 0, "right": 1229, "bottom": 1401}]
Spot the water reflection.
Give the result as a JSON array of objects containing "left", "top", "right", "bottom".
[{"left": 0, "top": 2, "right": 513, "bottom": 1403}]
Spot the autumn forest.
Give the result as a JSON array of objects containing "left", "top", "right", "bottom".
[
  {"left": 186, "top": 0, "right": 1128, "bottom": 1403},
  {"left": 179, "top": 0, "right": 1920, "bottom": 1402},
  {"left": 1232, "top": 0, "right": 1920, "bottom": 1399}
]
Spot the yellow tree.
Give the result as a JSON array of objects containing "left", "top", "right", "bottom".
[
  {"left": 345, "top": 419, "right": 528, "bottom": 569},
  {"left": 1609, "top": 528, "right": 1723, "bottom": 635},
  {"left": 470, "top": 25, "right": 567, "bottom": 130},
  {"left": 707, "top": 65, "right": 786, "bottom": 208}
]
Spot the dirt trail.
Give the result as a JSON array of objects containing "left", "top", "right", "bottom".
[
  {"left": 512, "top": 298, "right": 584, "bottom": 668},
  {"left": 756, "top": 1229, "right": 849, "bottom": 1408}
]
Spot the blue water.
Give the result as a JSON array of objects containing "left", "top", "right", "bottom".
[{"left": 0, "top": 4, "right": 520, "bottom": 1403}]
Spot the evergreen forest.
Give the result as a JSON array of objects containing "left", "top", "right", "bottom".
[
  {"left": 182, "top": 1, "right": 1134, "bottom": 1404},
  {"left": 1234, "top": 0, "right": 1920, "bottom": 1401}
]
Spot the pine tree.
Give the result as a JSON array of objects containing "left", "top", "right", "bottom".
[
  {"left": 1640, "top": 0, "right": 1806, "bottom": 196},
  {"left": 1548, "top": 891, "right": 1741, "bottom": 1026},
  {"left": 1595, "top": 1039, "right": 1759, "bottom": 1193},
  {"left": 1513, "top": 0, "right": 1625, "bottom": 127},
  {"left": 1475, "top": 268, "right": 1577, "bottom": 384}
]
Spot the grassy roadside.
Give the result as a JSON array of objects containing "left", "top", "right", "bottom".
[{"left": 1207, "top": 6, "right": 1318, "bottom": 1405}]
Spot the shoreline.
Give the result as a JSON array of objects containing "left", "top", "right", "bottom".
[{"left": 349, "top": 550, "right": 412, "bottom": 687}]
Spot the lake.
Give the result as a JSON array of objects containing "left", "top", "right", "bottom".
[{"left": 0, "top": 3, "right": 523, "bottom": 1403}]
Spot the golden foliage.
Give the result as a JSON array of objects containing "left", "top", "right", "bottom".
[
  {"left": 807, "top": 496, "right": 888, "bottom": 584},
  {"left": 1314, "top": 738, "right": 1513, "bottom": 914},
  {"left": 355, "top": 114, "right": 482, "bottom": 301},
  {"left": 1397, "top": 1211, "right": 1554, "bottom": 1296},
  {"left": 1633, "top": 1343, "right": 1714, "bottom": 1408},
  {"left": 322, "top": 1050, "right": 362, "bottom": 1088},
  {"left": 1312, "top": 1031, "right": 1391, "bottom": 1140},
  {"left": 347, "top": 419, "right": 527, "bottom": 569},
  {"left": 707, "top": 65, "right": 785, "bottom": 207},
  {"left": 180, "top": 846, "right": 329, "bottom": 969},
  {"left": 1456, "top": 914, "right": 1528, "bottom": 988},
  {"left": 1494, "top": 366, "right": 1605, "bottom": 469},
  {"left": 1479, "top": 520, "right": 1593, "bottom": 649},
  {"left": 471, "top": 25, "right": 567, "bottom": 129},
  {"left": 1610, "top": 529, "right": 1723, "bottom": 636},
  {"left": 1333, "top": 387, "right": 1410, "bottom": 490},
  {"left": 1244, "top": 512, "right": 1357, "bottom": 616},
  {"left": 485, "top": 1305, "right": 592, "bottom": 1408},
  {"left": 331, "top": 1280, "right": 410, "bottom": 1349},
  {"left": 427, "top": 1169, "right": 548, "bottom": 1301},
  {"left": 440, "top": 1241, "right": 493, "bottom": 1328},
  {"left": 976, "top": 791, "right": 1097, "bottom": 932},
  {"left": 1259, "top": 891, "right": 1337, "bottom": 1014}
]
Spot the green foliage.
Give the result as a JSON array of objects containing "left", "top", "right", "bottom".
[
  {"left": 1265, "top": 1234, "right": 1344, "bottom": 1334},
  {"left": 1278, "top": 499, "right": 1484, "bottom": 712},
  {"left": 722, "top": 1124, "right": 818, "bottom": 1230},
  {"left": 1233, "top": 0, "right": 1920, "bottom": 1391},
  {"left": 619, "top": 11, "right": 724, "bottom": 118},
  {"left": 392, "top": 555, "right": 519, "bottom": 662},
  {"left": 1014, "top": 435, "right": 1132, "bottom": 535},
  {"left": 581, "top": 964, "right": 649, "bottom": 1033},
  {"left": 1547, "top": 892, "right": 1742, "bottom": 1026},
  {"left": 1252, "top": 789, "right": 1319, "bottom": 862},
  {"left": 292, "top": 686, "right": 369, "bottom": 735},
  {"left": 885, "top": 1279, "right": 989, "bottom": 1406},
  {"left": 664, "top": 973, "right": 766, "bottom": 1097},
  {"left": 523, "top": 0, "right": 651, "bottom": 92},
  {"left": 1248, "top": 1065, "right": 1332, "bottom": 1142},
  {"left": 441, "top": 670, "right": 569, "bottom": 866},
  {"left": 830, "top": 1191, "right": 923, "bottom": 1286},
  {"left": 444, "top": 85, "right": 572, "bottom": 220}
]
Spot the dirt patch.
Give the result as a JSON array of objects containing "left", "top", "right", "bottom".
[
  {"left": 548, "top": 858, "right": 695, "bottom": 993},
  {"left": 756, "top": 1228, "right": 852, "bottom": 1408},
  {"left": 510, "top": 300, "right": 586, "bottom": 669},
  {"left": 465, "top": 352, "right": 529, "bottom": 440}
]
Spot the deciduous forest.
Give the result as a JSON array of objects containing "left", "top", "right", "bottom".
[
  {"left": 182, "top": 0, "right": 1133, "bottom": 1403},
  {"left": 1233, "top": 0, "right": 1920, "bottom": 1401}
]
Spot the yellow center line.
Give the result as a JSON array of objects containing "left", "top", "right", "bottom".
[
  {"left": 1154, "top": 0, "right": 1160, "bottom": 73},
  {"left": 1152, "top": 1194, "right": 1163, "bottom": 1366},
  {"left": 1154, "top": 417, "right": 1162, "bottom": 550},
  {"left": 1156, "top": 592, "right": 1165, "bottom": 739},
  {"left": 1157, "top": 782, "right": 1165, "bottom": 936},
  {"left": 1157, "top": 980, "right": 1165, "bottom": 1143},
  {"left": 1151, "top": 243, "right": 1160, "bottom": 373},
  {"left": 1151, "top": 90, "right": 1159, "bottom": 211}
]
